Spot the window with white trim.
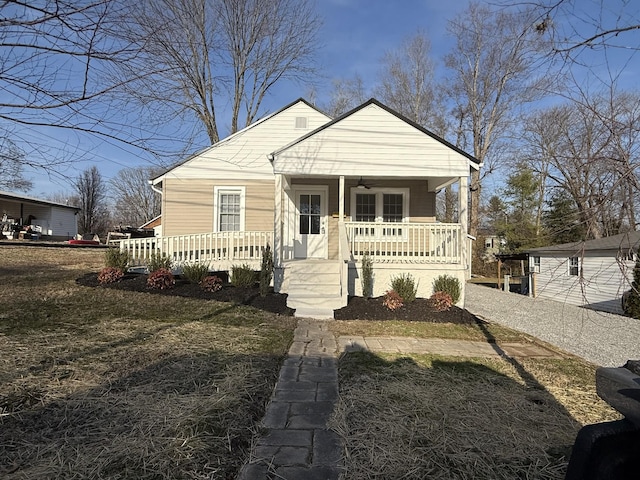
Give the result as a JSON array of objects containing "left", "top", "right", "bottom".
[
  {"left": 214, "top": 187, "right": 245, "bottom": 232},
  {"left": 351, "top": 188, "right": 409, "bottom": 237},
  {"left": 531, "top": 256, "right": 541, "bottom": 273},
  {"left": 569, "top": 256, "right": 579, "bottom": 276}
]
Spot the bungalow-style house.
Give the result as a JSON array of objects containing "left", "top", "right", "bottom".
[
  {"left": 527, "top": 231, "right": 640, "bottom": 315},
  {"left": 121, "top": 98, "right": 480, "bottom": 318},
  {"left": 1, "top": 190, "right": 79, "bottom": 241}
]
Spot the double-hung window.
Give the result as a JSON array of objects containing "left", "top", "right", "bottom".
[
  {"left": 214, "top": 186, "right": 245, "bottom": 232},
  {"left": 568, "top": 256, "right": 579, "bottom": 276},
  {"left": 531, "top": 256, "right": 541, "bottom": 273}
]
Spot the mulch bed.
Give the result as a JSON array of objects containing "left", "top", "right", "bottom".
[
  {"left": 77, "top": 273, "right": 475, "bottom": 324},
  {"left": 76, "top": 272, "right": 295, "bottom": 316},
  {"left": 334, "top": 296, "right": 477, "bottom": 324}
]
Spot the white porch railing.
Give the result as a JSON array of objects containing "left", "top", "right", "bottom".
[
  {"left": 345, "top": 222, "right": 462, "bottom": 263},
  {"left": 119, "top": 231, "right": 272, "bottom": 265}
]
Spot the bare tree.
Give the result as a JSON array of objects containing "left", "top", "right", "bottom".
[
  {"left": 522, "top": 90, "right": 640, "bottom": 239},
  {"left": 322, "top": 75, "right": 369, "bottom": 118},
  {"left": 375, "top": 31, "right": 446, "bottom": 135},
  {"left": 110, "top": 166, "right": 162, "bottom": 227},
  {"left": 114, "top": 0, "right": 320, "bottom": 146},
  {"left": 75, "top": 166, "right": 110, "bottom": 236},
  {"left": 0, "top": 137, "right": 32, "bottom": 192},
  {"left": 444, "top": 2, "right": 551, "bottom": 238},
  {"left": 525, "top": 0, "right": 640, "bottom": 56},
  {"left": 0, "top": 1, "right": 149, "bottom": 176}
]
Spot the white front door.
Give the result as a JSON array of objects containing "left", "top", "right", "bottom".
[{"left": 294, "top": 188, "right": 328, "bottom": 259}]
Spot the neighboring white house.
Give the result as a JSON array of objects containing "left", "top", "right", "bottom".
[
  {"left": 527, "top": 231, "right": 640, "bottom": 315},
  {"left": 1, "top": 191, "right": 79, "bottom": 241},
  {"left": 121, "top": 98, "right": 481, "bottom": 318}
]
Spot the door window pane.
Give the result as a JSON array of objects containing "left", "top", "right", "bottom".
[
  {"left": 299, "top": 194, "right": 321, "bottom": 235},
  {"left": 310, "top": 215, "right": 320, "bottom": 234}
]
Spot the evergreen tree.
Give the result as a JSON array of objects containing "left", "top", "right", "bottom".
[{"left": 542, "top": 191, "right": 585, "bottom": 245}]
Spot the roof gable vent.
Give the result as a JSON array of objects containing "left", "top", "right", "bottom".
[{"left": 295, "top": 117, "right": 308, "bottom": 129}]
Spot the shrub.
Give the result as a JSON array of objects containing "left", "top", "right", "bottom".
[
  {"left": 232, "top": 264, "right": 257, "bottom": 288},
  {"left": 623, "top": 248, "right": 640, "bottom": 319},
  {"left": 429, "top": 291, "right": 453, "bottom": 312},
  {"left": 181, "top": 262, "right": 210, "bottom": 284},
  {"left": 361, "top": 253, "right": 373, "bottom": 298},
  {"left": 146, "top": 252, "right": 173, "bottom": 273},
  {"left": 104, "top": 248, "right": 129, "bottom": 271},
  {"left": 147, "top": 268, "right": 175, "bottom": 290},
  {"left": 98, "top": 267, "right": 124, "bottom": 285},
  {"left": 383, "top": 289, "right": 403, "bottom": 311},
  {"left": 390, "top": 273, "right": 417, "bottom": 303},
  {"left": 200, "top": 275, "right": 223, "bottom": 292},
  {"left": 432, "top": 274, "right": 461, "bottom": 304},
  {"left": 259, "top": 245, "right": 274, "bottom": 297}
]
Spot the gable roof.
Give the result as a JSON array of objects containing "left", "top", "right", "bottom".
[
  {"left": 270, "top": 98, "right": 481, "bottom": 167},
  {"left": 528, "top": 231, "right": 640, "bottom": 255},
  {"left": 152, "top": 98, "right": 328, "bottom": 184}
]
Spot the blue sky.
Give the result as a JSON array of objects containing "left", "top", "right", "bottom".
[
  {"left": 21, "top": 0, "right": 472, "bottom": 198},
  {"left": 16, "top": 0, "right": 640, "bottom": 199}
]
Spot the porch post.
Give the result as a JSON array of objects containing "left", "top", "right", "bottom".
[
  {"left": 459, "top": 175, "right": 469, "bottom": 274},
  {"left": 339, "top": 176, "right": 345, "bottom": 222},
  {"left": 274, "top": 174, "right": 283, "bottom": 267}
]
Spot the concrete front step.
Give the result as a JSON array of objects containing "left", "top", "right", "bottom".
[
  {"left": 292, "top": 306, "right": 339, "bottom": 319},
  {"left": 288, "top": 260, "right": 342, "bottom": 275},
  {"left": 285, "top": 260, "right": 345, "bottom": 318},
  {"left": 288, "top": 283, "right": 342, "bottom": 297}
]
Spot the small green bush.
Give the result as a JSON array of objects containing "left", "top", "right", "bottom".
[
  {"left": 147, "top": 268, "right": 175, "bottom": 290},
  {"left": 361, "top": 253, "right": 373, "bottom": 298},
  {"left": 147, "top": 252, "right": 173, "bottom": 273},
  {"left": 200, "top": 275, "right": 223, "bottom": 292},
  {"left": 259, "top": 245, "right": 274, "bottom": 297},
  {"left": 98, "top": 267, "right": 124, "bottom": 285},
  {"left": 432, "top": 274, "right": 461, "bottom": 304},
  {"left": 232, "top": 264, "right": 257, "bottom": 288},
  {"left": 181, "top": 262, "right": 210, "bottom": 284},
  {"left": 383, "top": 289, "right": 403, "bottom": 311},
  {"left": 390, "top": 273, "right": 417, "bottom": 303},
  {"left": 104, "top": 248, "right": 129, "bottom": 271}
]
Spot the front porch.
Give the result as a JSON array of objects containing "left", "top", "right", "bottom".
[{"left": 118, "top": 216, "right": 469, "bottom": 318}]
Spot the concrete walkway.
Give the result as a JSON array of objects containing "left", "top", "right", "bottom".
[
  {"left": 237, "top": 319, "right": 343, "bottom": 480},
  {"left": 238, "top": 316, "right": 567, "bottom": 479},
  {"left": 337, "top": 335, "right": 560, "bottom": 358}
]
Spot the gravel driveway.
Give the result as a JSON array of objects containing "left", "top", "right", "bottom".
[{"left": 465, "top": 283, "right": 640, "bottom": 367}]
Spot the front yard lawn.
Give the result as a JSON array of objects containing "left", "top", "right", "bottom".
[
  {"left": 329, "top": 320, "right": 621, "bottom": 479},
  {"left": 0, "top": 245, "right": 296, "bottom": 479}
]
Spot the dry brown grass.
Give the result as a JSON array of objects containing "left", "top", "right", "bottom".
[
  {"left": 0, "top": 245, "right": 296, "bottom": 479},
  {"left": 330, "top": 347, "right": 620, "bottom": 479}
]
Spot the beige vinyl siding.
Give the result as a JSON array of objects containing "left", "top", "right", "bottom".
[
  {"left": 344, "top": 179, "right": 435, "bottom": 221},
  {"left": 534, "top": 252, "right": 634, "bottom": 314},
  {"left": 273, "top": 103, "right": 471, "bottom": 178},
  {"left": 162, "top": 178, "right": 274, "bottom": 237},
  {"left": 288, "top": 178, "right": 436, "bottom": 220}
]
